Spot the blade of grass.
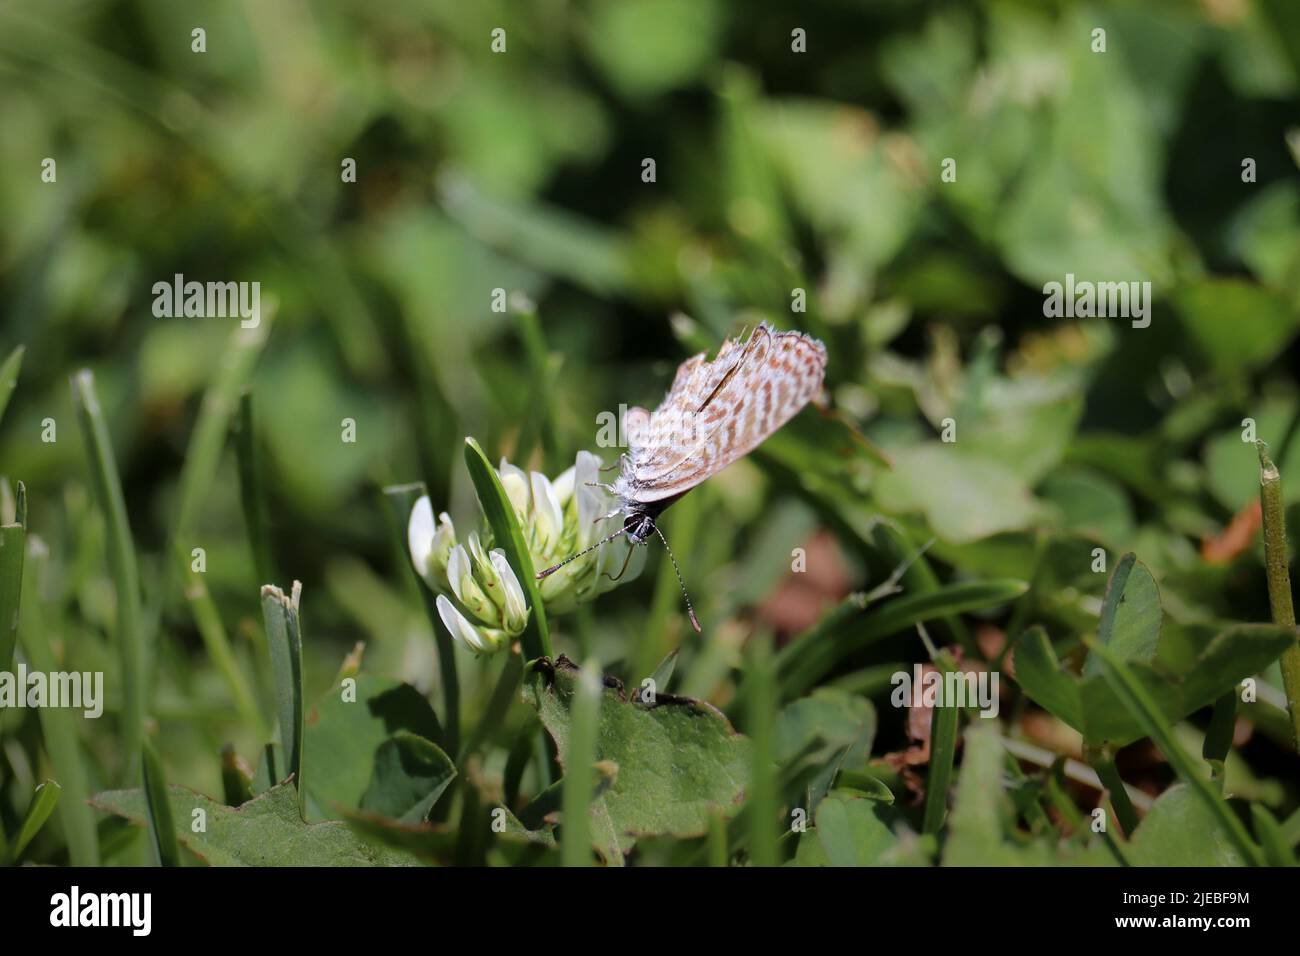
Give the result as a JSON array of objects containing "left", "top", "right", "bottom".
[
  {"left": 0, "top": 344, "right": 23, "bottom": 424},
  {"left": 384, "top": 482, "right": 460, "bottom": 754},
  {"left": 561, "top": 657, "right": 601, "bottom": 867},
  {"left": 0, "top": 481, "right": 27, "bottom": 670},
  {"left": 17, "top": 538, "right": 98, "bottom": 864},
  {"left": 464, "top": 437, "right": 551, "bottom": 660},
  {"left": 922, "top": 646, "right": 960, "bottom": 835},
  {"left": 234, "top": 390, "right": 275, "bottom": 586},
  {"left": 1251, "top": 804, "right": 1297, "bottom": 866},
  {"left": 182, "top": 561, "right": 266, "bottom": 737},
  {"left": 1258, "top": 442, "right": 1300, "bottom": 750},
  {"left": 141, "top": 738, "right": 180, "bottom": 867},
  {"left": 72, "top": 370, "right": 145, "bottom": 777},
  {"left": 1089, "top": 640, "right": 1266, "bottom": 866},
  {"left": 172, "top": 322, "right": 272, "bottom": 570},
  {"left": 777, "top": 579, "right": 1029, "bottom": 700},
  {"left": 745, "top": 633, "right": 779, "bottom": 866},
  {"left": 6, "top": 779, "right": 61, "bottom": 864},
  {"left": 261, "top": 581, "right": 305, "bottom": 809}
]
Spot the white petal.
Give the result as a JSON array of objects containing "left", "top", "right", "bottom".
[
  {"left": 490, "top": 549, "right": 528, "bottom": 630},
  {"left": 498, "top": 460, "right": 531, "bottom": 516},
  {"left": 574, "top": 451, "right": 605, "bottom": 542},
  {"left": 531, "top": 471, "right": 564, "bottom": 547},
  {"left": 407, "top": 496, "right": 436, "bottom": 577},
  {"left": 551, "top": 464, "right": 577, "bottom": 504},
  {"left": 436, "top": 594, "right": 487, "bottom": 652},
  {"left": 446, "top": 544, "right": 472, "bottom": 603}
]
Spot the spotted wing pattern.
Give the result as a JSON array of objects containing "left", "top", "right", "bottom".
[{"left": 615, "top": 323, "right": 827, "bottom": 504}]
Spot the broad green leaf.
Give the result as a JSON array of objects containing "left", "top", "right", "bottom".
[
  {"left": 345, "top": 804, "right": 557, "bottom": 867},
  {"left": 91, "top": 784, "right": 418, "bottom": 867},
  {"left": 1083, "top": 553, "right": 1161, "bottom": 677},
  {"left": 1128, "top": 784, "right": 1247, "bottom": 866},
  {"left": 776, "top": 688, "right": 876, "bottom": 765},
  {"left": 359, "top": 732, "right": 457, "bottom": 824},
  {"left": 1039, "top": 466, "right": 1135, "bottom": 545},
  {"left": 302, "top": 674, "right": 449, "bottom": 823},
  {"left": 814, "top": 793, "right": 901, "bottom": 867},
  {"left": 464, "top": 437, "right": 551, "bottom": 659},
  {"left": 875, "top": 443, "right": 1040, "bottom": 543},
  {"left": 582, "top": 0, "right": 723, "bottom": 99},
  {"left": 522, "top": 656, "right": 750, "bottom": 860},
  {"left": 1176, "top": 278, "right": 1299, "bottom": 373},
  {"left": 1013, "top": 627, "right": 1084, "bottom": 729}
]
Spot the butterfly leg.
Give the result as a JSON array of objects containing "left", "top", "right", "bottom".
[{"left": 592, "top": 507, "right": 621, "bottom": 525}]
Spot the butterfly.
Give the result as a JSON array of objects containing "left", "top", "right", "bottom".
[{"left": 538, "top": 322, "right": 828, "bottom": 631}]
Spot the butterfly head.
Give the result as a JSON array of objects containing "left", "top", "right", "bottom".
[{"left": 622, "top": 511, "right": 657, "bottom": 545}]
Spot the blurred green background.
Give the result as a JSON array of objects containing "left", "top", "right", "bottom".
[{"left": 2, "top": 0, "right": 1300, "bottom": 852}]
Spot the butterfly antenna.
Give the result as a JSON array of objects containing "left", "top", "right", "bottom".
[
  {"left": 652, "top": 524, "right": 702, "bottom": 633},
  {"left": 536, "top": 526, "right": 626, "bottom": 580}
]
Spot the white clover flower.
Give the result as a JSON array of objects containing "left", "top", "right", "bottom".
[{"left": 406, "top": 449, "right": 643, "bottom": 656}]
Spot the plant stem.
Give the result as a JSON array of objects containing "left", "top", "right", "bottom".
[
  {"left": 1083, "top": 743, "right": 1140, "bottom": 836},
  {"left": 1258, "top": 442, "right": 1300, "bottom": 750},
  {"left": 745, "top": 633, "right": 779, "bottom": 866},
  {"left": 72, "top": 370, "right": 145, "bottom": 778}
]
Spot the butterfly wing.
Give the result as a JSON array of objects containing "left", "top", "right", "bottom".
[{"left": 619, "top": 324, "right": 827, "bottom": 503}]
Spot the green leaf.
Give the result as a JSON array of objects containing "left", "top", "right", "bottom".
[
  {"left": 7, "top": 779, "right": 60, "bottom": 864},
  {"left": 1013, "top": 626, "right": 1084, "bottom": 729},
  {"left": 0, "top": 481, "right": 27, "bottom": 671},
  {"left": 0, "top": 344, "right": 22, "bottom": 425},
  {"left": 142, "top": 739, "right": 180, "bottom": 867},
  {"left": 522, "top": 656, "right": 751, "bottom": 862},
  {"left": 359, "top": 731, "right": 457, "bottom": 824},
  {"left": 1175, "top": 277, "right": 1299, "bottom": 373},
  {"left": 1083, "top": 553, "right": 1161, "bottom": 677},
  {"left": 778, "top": 579, "right": 1028, "bottom": 698},
  {"left": 1088, "top": 640, "right": 1266, "bottom": 866},
  {"left": 875, "top": 443, "right": 1040, "bottom": 543},
  {"left": 1018, "top": 621, "right": 1293, "bottom": 746},
  {"left": 464, "top": 437, "right": 551, "bottom": 659},
  {"left": 91, "top": 783, "right": 419, "bottom": 867},
  {"left": 1128, "top": 784, "right": 1248, "bottom": 866},
  {"left": 300, "top": 674, "right": 448, "bottom": 823},
  {"left": 72, "top": 369, "right": 145, "bottom": 775},
  {"left": 261, "top": 582, "right": 305, "bottom": 802},
  {"left": 813, "top": 793, "right": 901, "bottom": 867},
  {"left": 776, "top": 688, "right": 877, "bottom": 765}
]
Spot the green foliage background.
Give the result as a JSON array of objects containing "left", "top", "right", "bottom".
[{"left": 1, "top": 0, "right": 1299, "bottom": 866}]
